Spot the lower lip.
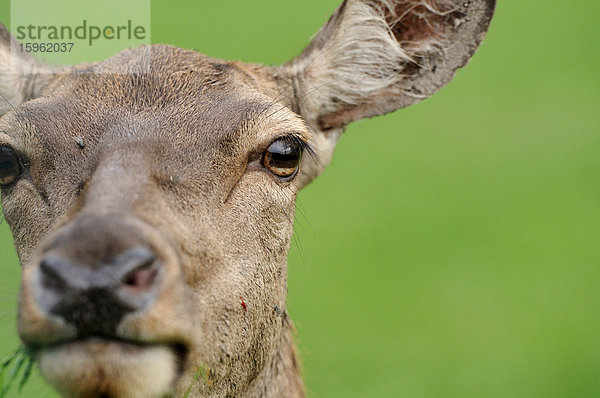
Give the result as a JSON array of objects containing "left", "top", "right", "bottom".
[
  {"left": 36, "top": 337, "right": 189, "bottom": 375},
  {"left": 36, "top": 337, "right": 176, "bottom": 368},
  {"left": 36, "top": 338, "right": 186, "bottom": 398}
]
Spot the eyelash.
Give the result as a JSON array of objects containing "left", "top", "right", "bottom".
[{"left": 280, "top": 134, "right": 316, "bottom": 159}]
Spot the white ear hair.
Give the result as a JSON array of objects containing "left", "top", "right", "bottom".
[
  {"left": 291, "top": 1, "right": 415, "bottom": 121},
  {"left": 285, "top": 0, "right": 495, "bottom": 131}
]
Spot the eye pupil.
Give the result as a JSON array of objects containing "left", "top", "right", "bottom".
[
  {"left": 262, "top": 138, "right": 303, "bottom": 179},
  {"left": 0, "top": 146, "right": 22, "bottom": 187}
]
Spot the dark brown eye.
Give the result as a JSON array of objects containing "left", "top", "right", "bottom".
[
  {"left": 262, "top": 137, "right": 303, "bottom": 179},
  {"left": 0, "top": 146, "right": 23, "bottom": 187}
]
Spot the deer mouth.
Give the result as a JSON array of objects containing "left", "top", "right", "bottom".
[
  {"left": 32, "top": 337, "right": 188, "bottom": 398},
  {"left": 33, "top": 335, "right": 188, "bottom": 362}
]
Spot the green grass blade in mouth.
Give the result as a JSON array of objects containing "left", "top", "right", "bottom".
[
  {"left": 0, "top": 346, "right": 33, "bottom": 397},
  {"left": 183, "top": 364, "right": 210, "bottom": 398},
  {"left": 18, "top": 355, "right": 34, "bottom": 393}
]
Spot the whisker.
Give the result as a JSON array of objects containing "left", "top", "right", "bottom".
[
  {"left": 295, "top": 197, "right": 314, "bottom": 236},
  {"left": 0, "top": 93, "right": 17, "bottom": 112},
  {"left": 256, "top": 77, "right": 297, "bottom": 120},
  {"left": 260, "top": 81, "right": 334, "bottom": 123},
  {"left": 291, "top": 230, "right": 306, "bottom": 266}
]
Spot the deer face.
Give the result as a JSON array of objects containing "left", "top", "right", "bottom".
[
  {"left": 2, "top": 46, "right": 310, "bottom": 397},
  {"left": 0, "top": 1, "right": 495, "bottom": 397}
]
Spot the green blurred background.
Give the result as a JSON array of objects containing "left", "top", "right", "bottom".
[{"left": 1, "top": 0, "right": 599, "bottom": 397}]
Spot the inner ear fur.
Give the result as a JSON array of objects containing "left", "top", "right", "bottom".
[
  {"left": 0, "top": 23, "right": 57, "bottom": 116},
  {"left": 283, "top": 0, "right": 496, "bottom": 131}
]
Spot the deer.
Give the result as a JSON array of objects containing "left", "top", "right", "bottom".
[{"left": 0, "top": 1, "right": 495, "bottom": 397}]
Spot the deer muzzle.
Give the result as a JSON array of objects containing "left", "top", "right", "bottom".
[{"left": 17, "top": 212, "right": 193, "bottom": 398}]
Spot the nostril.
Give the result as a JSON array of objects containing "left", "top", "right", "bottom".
[
  {"left": 122, "top": 263, "right": 158, "bottom": 290},
  {"left": 33, "top": 245, "right": 162, "bottom": 336},
  {"left": 116, "top": 247, "right": 160, "bottom": 292},
  {"left": 39, "top": 256, "right": 69, "bottom": 291}
]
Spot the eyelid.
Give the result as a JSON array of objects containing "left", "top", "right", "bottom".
[
  {"left": 0, "top": 131, "right": 16, "bottom": 147},
  {"left": 0, "top": 131, "right": 24, "bottom": 155},
  {"left": 247, "top": 132, "right": 315, "bottom": 165},
  {"left": 274, "top": 133, "right": 316, "bottom": 160}
]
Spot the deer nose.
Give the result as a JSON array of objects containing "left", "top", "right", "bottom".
[{"left": 36, "top": 247, "right": 161, "bottom": 336}]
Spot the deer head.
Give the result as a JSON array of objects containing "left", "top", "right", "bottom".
[{"left": 0, "top": 1, "right": 495, "bottom": 397}]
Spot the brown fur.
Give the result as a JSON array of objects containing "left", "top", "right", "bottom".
[{"left": 0, "top": 1, "right": 495, "bottom": 397}]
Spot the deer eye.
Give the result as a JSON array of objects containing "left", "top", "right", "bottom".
[
  {"left": 262, "top": 137, "right": 303, "bottom": 179},
  {"left": 0, "top": 146, "right": 23, "bottom": 187}
]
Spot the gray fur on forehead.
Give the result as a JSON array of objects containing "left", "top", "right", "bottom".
[
  {"left": 64, "top": 46, "right": 256, "bottom": 109},
  {"left": 11, "top": 46, "right": 290, "bottom": 147}
]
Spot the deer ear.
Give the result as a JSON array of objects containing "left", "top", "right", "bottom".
[
  {"left": 285, "top": 0, "right": 495, "bottom": 131},
  {"left": 0, "top": 23, "right": 56, "bottom": 116}
]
